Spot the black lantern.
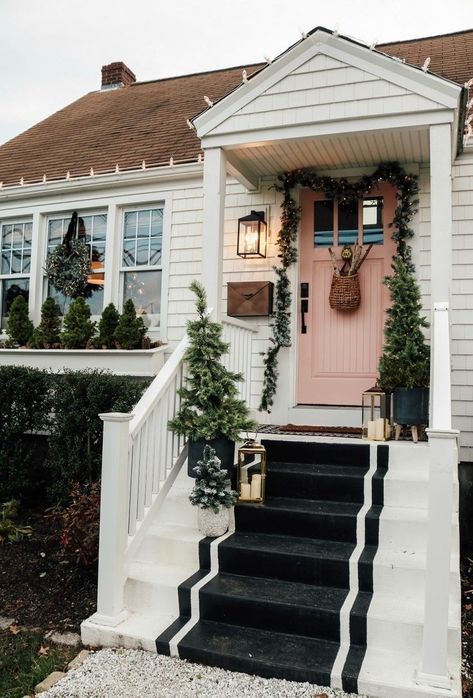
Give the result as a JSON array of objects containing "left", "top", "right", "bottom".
[{"left": 237, "top": 210, "right": 267, "bottom": 258}]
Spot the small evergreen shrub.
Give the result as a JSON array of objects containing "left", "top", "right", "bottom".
[
  {"left": 0, "top": 500, "right": 32, "bottom": 543},
  {"left": 6, "top": 296, "right": 33, "bottom": 346},
  {"left": 169, "top": 281, "right": 257, "bottom": 441},
  {"left": 58, "top": 482, "right": 100, "bottom": 567},
  {"left": 97, "top": 303, "right": 120, "bottom": 348},
  {"left": 61, "top": 297, "right": 96, "bottom": 349},
  {"left": 114, "top": 299, "right": 147, "bottom": 350},
  {"left": 189, "top": 445, "right": 237, "bottom": 513},
  {"left": 30, "top": 297, "right": 62, "bottom": 348},
  {"left": 379, "top": 257, "right": 430, "bottom": 391}
]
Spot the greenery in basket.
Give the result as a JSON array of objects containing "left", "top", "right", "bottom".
[
  {"left": 168, "top": 280, "right": 257, "bottom": 441},
  {"left": 189, "top": 445, "right": 237, "bottom": 513},
  {"left": 379, "top": 256, "right": 430, "bottom": 391},
  {"left": 7, "top": 296, "right": 33, "bottom": 346},
  {"left": 30, "top": 297, "right": 62, "bottom": 348},
  {"left": 114, "top": 299, "right": 146, "bottom": 349},
  {"left": 61, "top": 297, "right": 96, "bottom": 349},
  {"left": 97, "top": 302, "right": 120, "bottom": 348}
]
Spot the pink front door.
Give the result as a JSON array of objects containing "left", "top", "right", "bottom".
[{"left": 297, "top": 185, "right": 396, "bottom": 406}]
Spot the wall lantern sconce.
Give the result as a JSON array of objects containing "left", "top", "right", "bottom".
[{"left": 237, "top": 210, "right": 267, "bottom": 258}]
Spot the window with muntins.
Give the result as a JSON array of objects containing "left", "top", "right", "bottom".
[
  {"left": 45, "top": 213, "right": 107, "bottom": 315},
  {"left": 0, "top": 220, "right": 32, "bottom": 327},
  {"left": 121, "top": 207, "right": 163, "bottom": 328},
  {"left": 314, "top": 197, "right": 384, "bottom": 247}
]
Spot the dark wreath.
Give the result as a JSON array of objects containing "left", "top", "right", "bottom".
[{"left": 45, "top": 212, "right": 91, "bottom": 298}]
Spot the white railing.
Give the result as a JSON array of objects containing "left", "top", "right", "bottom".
[
  {"left": 418, "top": 302, "right": 459, "bottom": 689},
  {"left": 222, "top": 315, "right": 257, "bottom": 406},
  {"left": 93, "top": 335, "right": 188, "bottom": 626}
]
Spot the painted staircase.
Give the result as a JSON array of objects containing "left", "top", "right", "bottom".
[{"left": 154, "top": 437, "right": 461, "bottom": 698}]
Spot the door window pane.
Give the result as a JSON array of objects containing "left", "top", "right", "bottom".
[
  {"left": 363, "top": 198, "right": 384, "bottom": 244},
  {"left": 314, "top": 200, "right": 334, "bottom": 247},
  {"left": 338, "top": 200, "right": 358, "bottom": 245}
]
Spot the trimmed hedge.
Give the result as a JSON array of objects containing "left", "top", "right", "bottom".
[{"left": 0, "top": 366, "right": 150, "bottom": 504}]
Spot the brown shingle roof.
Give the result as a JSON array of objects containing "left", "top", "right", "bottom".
[
  {"left": 1, "top": 28, "right": 472, "bottom": 187},
  {"left": 377, "top": 29, "right": 473, "bottom": 86},
  {"left": 0, "top": 64, "right": 264, "bottom": 186}
]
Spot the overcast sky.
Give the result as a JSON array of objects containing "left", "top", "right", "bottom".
[{"left": 0, "top": 0, "right": 471, "bottom": 145}]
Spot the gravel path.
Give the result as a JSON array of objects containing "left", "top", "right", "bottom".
[{"left": 42, "top": 648, "right": 367, "bottom": 698}]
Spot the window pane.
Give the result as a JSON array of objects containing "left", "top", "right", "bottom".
[
  {"left": 150, "top": 209, "right": 163, "bottom": 237},
  {"left": 137, "top": 210, "right": 151, "bottom": 237},
  {"left": 123, "top": 270, "right": 161, "bottom": 327},
  {"left": 1, "top": 252, "right": 10, "bottom": 274},
  {"left": 363, "top": 198, "right": 384, "bottom": 245},
  {"left": 314, "top": 200, "right": 334, "bottom": 247},
  {"left": 11, "top": 249, "right": 22, "bottom": 273},
  {"left": 47, "top": 282, "right": 104, "bottom": 317},
  {"left": 149, "top": 236, "right": 162, "bottom": 265},
  {"left": 124, "top": 212, "right": 137, "bottom": 239},
  {"left": 136, "top": 238, "right": 149, "bottom": 266},
  {"left": 338, "top": 200, "right": 358, "bottom": 245},
  {"left": 93, "top": 214, "right": 107, "bottom": 241},
  {"left": 2, "top": 224, "right": 13, "bottom": 247},
  {"left": 24, "top": 222, "right": 32, "bottom": 243},
  {"left": 91, "top": 243, "right": 105, "bottom": 265},
  {"left": 12, "top": 227, "right": 24, "bottom": 248},
  {"left": 1, "top": 278, "right": 29, "bottom": 327},
  {"left": 48, "top": 219, "right": 64, "bottom": 244},
  {"left": 122, "top": 239, "right": 136, "bottom": 267},
  {"left": 22, "top": 250, "right": 31, "bottom": 273}
]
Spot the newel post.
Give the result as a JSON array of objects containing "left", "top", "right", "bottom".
[{"left": 93, "top": 412, "right": 132, "bottom": 626}]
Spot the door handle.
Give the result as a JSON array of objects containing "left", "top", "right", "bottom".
[{"left": 301, "top": 299, "right": 308, "bottom": 334}]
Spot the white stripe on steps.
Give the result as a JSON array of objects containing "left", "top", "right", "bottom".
[
  {"left": 169, "top": 509, "right": 235, "bottom": 658},
  {"left": 330, "top": 443, "right": 377, "bottom": 689}
]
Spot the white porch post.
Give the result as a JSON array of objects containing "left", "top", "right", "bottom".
[
  {"left": 29, "top": 210, "right": 44, "bottom": 325},
  {"left": 92, "top": 412, "right": 132, "bottom": 626},
  {"left": 103, "top": 203, "right": 119, "bottom": 307},
  {"left": 417, "top": 123, "right": 457, "bottom": 689},
  {"left": 202, "top": 147, "right": 226, "bottom": 319}
]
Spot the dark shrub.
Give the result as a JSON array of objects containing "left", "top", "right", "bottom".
[{"left": 58, "top": 481, "right": 100, "bottom": 567}]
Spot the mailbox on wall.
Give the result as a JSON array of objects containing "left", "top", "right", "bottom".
[{"left": 227, "top": 281, "right": 274, "bottom": 317}]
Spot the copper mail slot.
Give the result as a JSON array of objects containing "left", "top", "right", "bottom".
[{"left": 227, "top": 281, "right": 274, "bottom": 317}]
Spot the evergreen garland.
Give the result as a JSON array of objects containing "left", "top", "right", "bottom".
[
  {"left": 259, "top": 161, "right": 419, "bottom": 411},
  {"left": 189, "top": 445, "right": 238, "bottom": 513}
]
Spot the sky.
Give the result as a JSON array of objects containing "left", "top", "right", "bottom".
[{"left": 0, "top": 0, "right": 472, "bottom": 145}]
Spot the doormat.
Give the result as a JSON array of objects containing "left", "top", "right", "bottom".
[{"left": 277, "top": 424, "right": 362, "bottom": 436}]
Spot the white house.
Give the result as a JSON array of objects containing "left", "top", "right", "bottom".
[{"left": 0, "top": 26, "right": 471, "bottom": 698}]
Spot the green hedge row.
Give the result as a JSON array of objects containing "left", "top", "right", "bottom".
[{"left": 0, "top": 366, "right": 150, "bottom": 504}]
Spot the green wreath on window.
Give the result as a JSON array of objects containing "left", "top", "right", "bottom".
[{"left": 46, "top": 239, "right": 91, "bottom": 298}]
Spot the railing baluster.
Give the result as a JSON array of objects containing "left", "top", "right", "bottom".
[{"left": 128, "top": 432, "right": 140, "bottom": 535}]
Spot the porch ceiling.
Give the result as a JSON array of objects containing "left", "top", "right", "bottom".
[{"left": 225, "top": 126, "right": 430, "bottom": 180}]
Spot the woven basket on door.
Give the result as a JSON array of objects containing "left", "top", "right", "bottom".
[{"left": 329, "top": 273, "right": 361, "bottom": 311}]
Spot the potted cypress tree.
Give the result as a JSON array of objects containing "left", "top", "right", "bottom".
[
  {"left": 169, "top": 280, "right": 257, "bottom": 476},
  {"left": 379, "top": 256, "right": 430, "bottom": 426},
  {"left": 6, "top": 296, "right": 33, "bottom": 346},
  {"left": 97, "top": 302, "right": 120, "bottom": 349},
  {"left": 114, "top": 299, "right": 146, "bottom": 349},
  {"left": 61, "top": 297, "right": 96, "bottom": 349},
  {"left": 190, "top": 445, "right": 238, "bottom": 536},
  {"left": 30, "top": 297, "right": 62, "bottom": 348}
]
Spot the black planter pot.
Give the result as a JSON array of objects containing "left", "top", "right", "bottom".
[
  {"left": 393, "top": 387, "right": 429, "bottom": 426},
  {"left": 187, "top": 437, "right": 235, "bottom": 478}
]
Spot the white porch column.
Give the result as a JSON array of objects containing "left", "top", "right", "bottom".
[
  {"left": 417, "top": 303, "right": 458, "bottom": 690},
  {"left": 202, "top": 147, "right": 226, "bottom": 319},
  {"left": 103, "top": 203, "right": 119, "bottom": 307},
  {"left": 92, "top": 412, "right": 132, "bottom": 626},
  {"left": 29, "top": 210, "right": 44, "bottom": 325},
  {"left": 429, "top": 123, "right": 453, "bottom": 304}
]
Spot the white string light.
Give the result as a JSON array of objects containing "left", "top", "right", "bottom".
[
  {"left": 204, "top": 95, "right": 213, "bottom": 107},
  {"left": 187, "top": 119, "right": 195, "bottom": 129},
  {"left": 90, "top": 167, "right": 94, "bottom": 176},
  {"left": 242, "top": 69, "right": 248, "bottom": 83},
  {"left": 422, "top": 57, "right": 431, "bottom": 72}
]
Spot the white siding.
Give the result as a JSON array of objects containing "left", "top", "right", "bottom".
[{"left": 211, "top": 52, "right": 446, "bottom": 137}]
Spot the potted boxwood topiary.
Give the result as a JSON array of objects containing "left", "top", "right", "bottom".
[
  {"left": 61, "top": 297, "right": 96, "bottom": 349},
  {"left": 189, "top": 445, "right": 238, "bottom": 536},
  {"left": 6, "top": 295, "right": 33, "bottom": 346},
  {"left": 169, "top": 280, "right": 257, "bottom": 476},
  {"left": 97, "top": 302, "right": 120, "bottom": 349},
  {"left": 379, "top": 256, "right": 430, "bottom": 426},
  {"left": 114, "top": 299, "right": 147, "bottom": 350},
  {"left": 30, "top": 297, "right": 62, "bottom": 348}
]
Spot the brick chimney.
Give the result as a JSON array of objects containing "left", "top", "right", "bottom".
[{"left": 101, "top": 62, "right": 136, "bottom": 89}]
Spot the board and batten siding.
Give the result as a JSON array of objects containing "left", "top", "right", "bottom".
[{"left": 210, "top": 53, "right": 446, "bottom": 137}]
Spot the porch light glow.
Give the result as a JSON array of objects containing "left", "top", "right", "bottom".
[{"left": 237, "top": 210, "right": 267, "bottom": 258}]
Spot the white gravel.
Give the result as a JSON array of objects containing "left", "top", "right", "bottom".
[{"left": 42, "top": 648, "right": 367, "bottom": 698}]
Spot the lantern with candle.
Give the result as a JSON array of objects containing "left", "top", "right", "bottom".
[
  {"left": 362, "top": 386, "right": 392, "bottom": 441},
  {"left": 237, "top": 441, "right": 267, "bottom": 504}
]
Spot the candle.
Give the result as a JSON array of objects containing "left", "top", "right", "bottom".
[
  {"left": 240, "top": 483, "right": 251, "bottom": 499},
  {"left": 367, "top": 420, "right": 376, "bottom": 440},
  {"left": 250, "top": 474, "right": 262, "bottom": 500},
  {"left": 375, "top": 418, "right": 385, "bottom": 441},
  {"left": 240, "top": 466, "right": 249, "bottom": 484}
]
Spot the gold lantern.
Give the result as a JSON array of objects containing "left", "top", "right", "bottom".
[
  {"left": 237, "top": 441, "right": 267, "bottom": 504},
  {"left": 362, "top": 387, "right": 392, "bottom": 441}
]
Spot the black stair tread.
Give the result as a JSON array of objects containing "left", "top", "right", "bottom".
[
  {"left": 256, "top": 495, "right": 361, "bottom": 515},
  {"left": 202, "top": 572, "right": 362, "bottom": 611},
  {"left": 178, "top": 619, "right": 365, "bottom": 681},
  {"left": 222, "top": 530, "right": 364, "bottom": 559},
  {"left": 268, "top": 461, "right": 367, "bottom": 477}
]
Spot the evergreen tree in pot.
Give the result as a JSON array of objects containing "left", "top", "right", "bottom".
[
  {"left": 6, "top": 296, "right": 33, "bottom": 346},
  {"left": 169, "top": 280, "right": 257, "bottom": 477},
  {"left": 30, "top": 297, "right": 61, "bottom": 348},
  {"left": 190, "top": 445, "right": 238, "bottom": 536},
  {"left": 379, "top": 256, "right": 430, "bottom": 426}
]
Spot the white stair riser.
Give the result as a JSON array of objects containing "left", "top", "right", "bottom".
[
  {"left": 378, "top": 517, "right": 459, "bottom": 553},
  {"left": 159, "top": 495, "right": 198, "bottom": 527},
  {"left": 81, "top": 621, "right": 157, "bottom": 652},
  {"left": 135, "top": 534, "right": 200, "bottom": 567},
  {"left": 373, "top": 563, "right": 458, "bottom": 596},
  {"left": 383, "top": 479, "right": 459, "bottom": 510},
  {"left": 366, "top": 616, "right": 459, "bottom": 655},
  {"left": 125, "top": 577, "right": 180, "bottom": 615}
]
